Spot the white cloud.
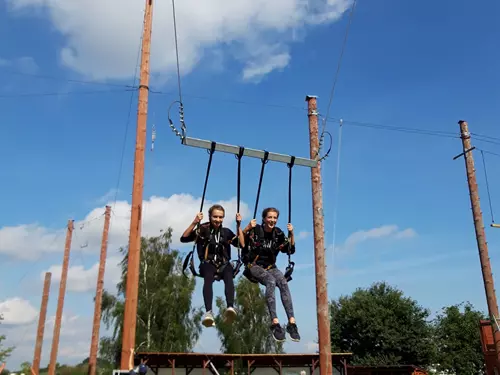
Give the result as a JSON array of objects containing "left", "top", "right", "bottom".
[
  {"left": 304, "top": 341, "right": 318, "bottom": 353},
  {"left": 42, "top": 255, "right": 123, "bottom": 293},
  {"left": 0, "top": 193, "right": 250, "bottom": 261},
  {"left": 297, "top": 230, "right": 312, "bottom": 240},
  {"left": 0, "top": 56, "right": 39, "bottom": 74},
  {"left": 5, "top": 0, "right": 353, "bottom": 81},
  {"left": 335, "top": 224, "right": 417, "bottom": 253},
  {"left": 3, "top": 313, "right": 94, "bottom": 369},
  {"left": 0, "top": 298, "right": 38, "bottom": 325}
]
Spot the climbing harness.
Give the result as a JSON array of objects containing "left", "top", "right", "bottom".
[
  {"left": 181, "top": 142, "right": 245, "bottom": 280},
  {"left": 243, "top": 154, "right": 296, "bottom": 283}
]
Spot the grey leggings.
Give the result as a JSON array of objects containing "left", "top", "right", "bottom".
[{"left": 248, "top": 266, "right": 295, "bottom": 321}]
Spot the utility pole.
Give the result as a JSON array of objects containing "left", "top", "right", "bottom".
[
  {"left": 88, "top": 205, "right": 112, "bottom": 375},
  {"left": 120, "top": 0, "right": 153, "bottom": 369},
  {"left": 33, "top": 272, "right": 52, "bottom": 374},
  {"left": 48, "top": 219, "right": 74, "bottom": 375},
  {"left": 457, "top": 120, "right": 500, "bottom": 368},
  {"left": 306, "top": 95, "right": 332, "bottom": 375}
]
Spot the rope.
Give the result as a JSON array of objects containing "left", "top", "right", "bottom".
[
  {"left": 481, "top": 150, "right": 495, "bottom": 223},
  {"left": 286, "top": 156, "right": 296, "bottom": 266},
  {"left": 331, "top": 120, "right": 344, "bottom": 265},
  {"left": 318, "top": 0, "right": 357, "bottom": 156},
  {"left": 170, "top": 0, "right": 186, "bottom": 136},
  {"left": 253, "top": 151, "right": 270, "bottom": 219},
  {"left": 235, "top": 147, "right": 245, "bottom": 271},
  {"left": 182, "top": 142, "right": 216, "bottom": 278},
  {"left": 199, "top": 142, "right": 217, "bottom": 212}
]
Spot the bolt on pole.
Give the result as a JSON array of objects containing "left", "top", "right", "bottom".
[
  {"left": 458, "top": 120, "right": 500, "bottom": 368},
  {"left": 306, "top": 95, "right": 332, "bottom": 375}
]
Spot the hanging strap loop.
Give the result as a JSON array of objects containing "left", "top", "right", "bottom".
[
  {"left": 253, "top": 151, "right": 270, "bottom": 219},
  {"left": 182, "top": 141, "right": 217, "bottom": 278},
  {"left": 284, "top": 155, "right": 296, "bottom": 282},
  {"left": 232, "top": 146, "right": 245, "bottom": 277}
]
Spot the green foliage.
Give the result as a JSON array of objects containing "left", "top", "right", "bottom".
[
  {"left": 0, "top": 315, "right": 14, "bottom": 363},
  {"left": 99, "top": 228, "right": 203, "bottom": 367},
  {"left": 214, "top": 277, "right": 284, "bottom": 354},
  {"left": 330, "top": 281, "right": 435, "bottom": 368},
  {"left": 432, "top": 302, "right": 486, "bottom": 374}
]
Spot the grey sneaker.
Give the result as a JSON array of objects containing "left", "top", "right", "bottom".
[
  {"left": 286, "top": 322, "right": 301, "bottom": 342},
  {"left": 202, "top": 311, "right": 215, "bottom": 328},
  {"left": 270, "top": 323, "right": 286, "bottom": 342},
  {"left": 224, "top": 307, "right": 237, "bottom": 324}
]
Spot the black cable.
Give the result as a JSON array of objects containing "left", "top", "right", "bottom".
[
  {"left": 481, "top": 150, "right": 495, "bottom": 223},
  {"left": 287, "top": 156, "right": 295, "bottom": 225},
  {"left": 199, "top": 142, "right": 217, "bottom": 212},
  {"left": 253, "top": 151, "right": 270, "bottom": 219}
]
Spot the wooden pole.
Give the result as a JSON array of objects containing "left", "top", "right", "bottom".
[
  {"left": 48, "top": 220, "right": 74, "bottom": 375},
  {"left": 32, "top": 272, "right": 52, "bottom": 374},
  {"left": 88, "top": 205, "right": 112, "bottom": 375},
  {"left": 306, "top": 95, "right": 332, "bottom": 375},
  {"left": 458, "top": 120, "right": 500, "bottom": 368},
  {"left": 120, "top": 0, "right": 154, "bottom": 369}
]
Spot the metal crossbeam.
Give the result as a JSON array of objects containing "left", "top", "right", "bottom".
[{"left": 182, "top": 137, "right": 318, "bottom": 168}]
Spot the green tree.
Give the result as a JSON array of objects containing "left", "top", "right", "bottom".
[
  {"left": 330, "top": 281, "right": 435, "bottom": 368},
  {"left": 214, "top": 277, "right": 284, "bottom": 354},
  {"left": 0, "top": 315, "right": 14, "bottom": 362},
  {"left": 432, "top": 302, "right": 486, "bottom": 374},
  {"left": 99, "top": 229, "right": 203, "bottom": 366}
]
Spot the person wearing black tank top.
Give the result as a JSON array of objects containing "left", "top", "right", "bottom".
[
  {"left": 181, "top": 204, "right": 245, "bottom": 328},
  {"left": 242, "top": 207, "right": 301, "bottom": 343}
]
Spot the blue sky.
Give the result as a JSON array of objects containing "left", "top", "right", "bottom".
[{"left": 1, "top": 0, "right": 500, "bottom": 370}]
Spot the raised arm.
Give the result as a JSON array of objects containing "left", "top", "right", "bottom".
[
  {"left": 180, "top": 212, "right": 203, "bottom": 243},
  {"left": 234, "top": 213, "right": 245, "bottom": 247},
  {"left": 129, "top": 348, "right": 135, "bottom": 371},
  {"left": 287, "top": 223, "right": 295, "bottom": 247},
  {"left": 0, "top": 363, "right": 5, "bottom": 373},
  {"left": 242, "top": 219, "right": 257, "bottom": 236}
]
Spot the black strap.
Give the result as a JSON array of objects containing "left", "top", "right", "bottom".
[
  {"left": 182, "top": 142, "right": 217, "bottom": 278},
  {"left": 284, "top": 156, "right": 296, "bottom": 282},
  {"left": 253, "top": 151, "right": 270, "bottom": 219},
  {"left": 233, "top": 146, "right": 245, "bottom": 277}
]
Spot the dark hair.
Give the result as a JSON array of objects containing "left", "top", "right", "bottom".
[
  {"left": 208, "top": 204, "right": 225, "bottom": 217},
  {"left": 261, "top": 207, "right": 279, "bottom": 223}
]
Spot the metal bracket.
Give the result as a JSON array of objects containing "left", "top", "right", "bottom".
[
  {"left": 182, "top": 136, "right": 318, "bottom": 168},
  {"left": 453, "top": 146, "right": 476, "bottom": 160}
]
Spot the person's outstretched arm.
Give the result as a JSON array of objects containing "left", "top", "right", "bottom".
[
  {"left": 287, "top": 223, "right": 295, "bottom": 247},
  {"left": 181, "top": 212, "right": 203, "bottom": 243},
  {"left": 129, "top": 348, "right": 135, "bottom": 371},
  {"left": 232, "top": 213, "right": 245, "bottom": 248},
  {"left": 0, "top": 363, "right": 5, "bottom": 373}
]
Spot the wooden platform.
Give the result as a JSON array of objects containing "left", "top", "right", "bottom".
[{"left": 135, "top": 352, "right": 353, "bottom": 375}]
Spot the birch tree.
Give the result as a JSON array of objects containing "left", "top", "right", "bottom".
[{"left": 99, "top": 228, "right": 203, "bottom": 366}]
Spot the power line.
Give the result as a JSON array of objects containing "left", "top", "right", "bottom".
[
  {"left": 319, "top": 0, "right": 358, "bottom": 156},
  {"left": 0, "top": 88, "right": 132, "bottom": 98}
]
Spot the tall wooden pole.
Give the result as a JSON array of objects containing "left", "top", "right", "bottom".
[
  {"left": 88, "top": 206, "right": 112, "bottom": 375},
  {"left": 458, "top": 120, "right": 500, "bottom": 367},
  {"left": 120, "top": 0, "right": 153, "bottom": 369},
  {"left": 48, "top": 220, "right": 74, "bottom": 375},
  {"left": 306, "top": 95, "right": 332, "bottom": 375},
  {"left": 32, "top": 272, "right": 52, "bottom": 374}
]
